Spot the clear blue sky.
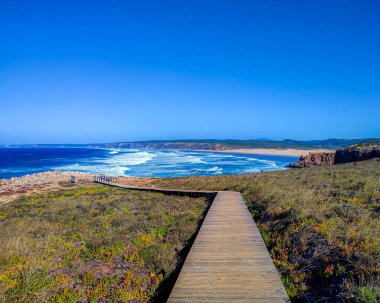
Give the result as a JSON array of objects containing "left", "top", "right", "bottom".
[{"left": 1, "top": 0, "right": 379, "bottom": 144}]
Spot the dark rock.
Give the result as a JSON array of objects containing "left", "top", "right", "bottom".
[
  {"left": 335, "top": 143, "right": 380, "bottom": 163},
  {"left": 289, "top": 141, "right": 380, "bottom": 168}
]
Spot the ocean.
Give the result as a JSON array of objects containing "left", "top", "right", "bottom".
[{"left": 0, "top": 148, "right": 298, "bottom": 179}]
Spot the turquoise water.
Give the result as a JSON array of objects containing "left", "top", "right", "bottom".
[{"left": 0, "top": 148, "right": 298, "bottom": 179}]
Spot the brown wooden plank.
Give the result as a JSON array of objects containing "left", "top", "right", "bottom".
[{"left": 167, "top": 191, "right": 289, "bottom": 302}]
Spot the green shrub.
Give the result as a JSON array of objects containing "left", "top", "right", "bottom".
[
  {"left": 0, "top": 186, "right": 207, "bottom": 302},
  {"left": 356, "top": 287, "right": 380, "bottom": 303}
]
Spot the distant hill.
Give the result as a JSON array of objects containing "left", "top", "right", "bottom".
[
  {"left": 99, "top": 138, "right": 380, "bottom": 150},
  {"left": 2, "top": 138, "right": 379, "bottom": 150}
]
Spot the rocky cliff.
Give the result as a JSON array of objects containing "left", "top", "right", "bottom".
[
  {"left": 289, "top": 152, "right": 336, "bottom": 168},
  {"left": 335, "top": 143, "right": 380, "bottom": 163},
  {"left": 290, "top": 142, "right": 380, "bottom": 168}
]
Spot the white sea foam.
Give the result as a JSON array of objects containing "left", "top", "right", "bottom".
[
  {"left": 108, "top": 149, "right": 122, "bottom": 154},
  {"left": 155, "top": 151, "right": 208, "bottom": 165},
  {"left": 205, "top": 153, "right": 236, "bottom": 158},
  {"left": 209, "top": 166, "right": 222, "bottom": 174},
  {"left": 102, "top": 151, "right": 156, "bottom": 166},
  {"left": 195, "top": 166, "right": 222, "bottom": 174},
  {"left": 56, "top": 151, "right": 157, "bottom": 176},
  {"left": 247, "top": 157, "right": 278, "bottom": 167},
  {"left": 183, "top": 156, "right": 207, "bottom": 164},
  {"left": 55, "top": 163, "right": 130, "bottom": 176},
  {"left": 258, "top": 160, "right": 278, "bottom": 167}
]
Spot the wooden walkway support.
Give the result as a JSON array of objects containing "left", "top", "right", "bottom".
[{"left": 94, "top": 179, "right": 289, "bottom": 302}]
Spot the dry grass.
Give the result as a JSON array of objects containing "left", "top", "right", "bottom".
[
  {"left": 0, "top": 186, "right": 208, "bottom": 302},
  {"left": 155, "top": 159, "right": 380, "bottom": 302}
]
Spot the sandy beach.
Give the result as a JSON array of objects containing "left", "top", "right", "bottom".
[{"left": 209, "top": 148, "right": 335, "bottom": 157}]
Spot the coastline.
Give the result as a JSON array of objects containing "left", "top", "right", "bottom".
[
  {"left": 202, "top": 148, "right": 335, "bottom": 157},
  {"left": 0, "top": 148, "right": 334, "bottom": 203}
]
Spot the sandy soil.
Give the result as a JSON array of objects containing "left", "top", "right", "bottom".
[
  {"left": 0, "top": 171, "right": 153, "bottom": 204},
  {"left": 208, "top": 148, "right": 335, "bottom": 157}
]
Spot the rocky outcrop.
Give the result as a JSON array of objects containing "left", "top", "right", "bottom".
[
  {"left": 289, "top": 152, "right": 336, "bottom": 168},
  {"left": 289, "top": 142, "right": 380, "bottom": 168},
  {"left": 335, "top": 143, "right": 380, "bottom": 163}
]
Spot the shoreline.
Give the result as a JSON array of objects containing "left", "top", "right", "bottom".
[
  {"left": 201, "top": 148, "right": 335, "bottom": 157},
  {"left": 0, "top": 148, "right": 334, "bottom": 203}
]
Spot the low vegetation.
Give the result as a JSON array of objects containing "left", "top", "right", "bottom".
[
  {"left": 155, "top": 159, "right": 380, "bottom": 302},
  {"left": 0, "top": 186, "right": 208, "bottom": 302}
]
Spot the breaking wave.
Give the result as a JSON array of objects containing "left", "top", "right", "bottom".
[
  {"left": 55, "top": 163, "right": 131, "bottom": 176},
  {"left": 102, "top": 151, "right": 156, "bottom": 166},
  {"left": 0, "top": 147, "right": 298, "bottom": 179}
]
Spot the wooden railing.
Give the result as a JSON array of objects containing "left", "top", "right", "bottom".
[{"left": 93, "top": 175, "right": 119, "bottom": 184}]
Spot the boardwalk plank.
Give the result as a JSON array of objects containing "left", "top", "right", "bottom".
[{"left": 167, "top": 191, "right": 289, "bottom": 302}]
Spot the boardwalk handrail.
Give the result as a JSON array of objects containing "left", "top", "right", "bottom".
[
  {"left": 93, "top": 175, "right": 119, "bottom": 184},
  {"left": 94, "top": 178, "right": 218, "bottom": 199}
]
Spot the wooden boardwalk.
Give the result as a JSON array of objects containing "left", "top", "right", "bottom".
[
  {"left": 95, "top": 179, "right": 289, "bottom": 302},
  {"left": 167, "top": 191, "right": 288, "bottom": 302}
]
